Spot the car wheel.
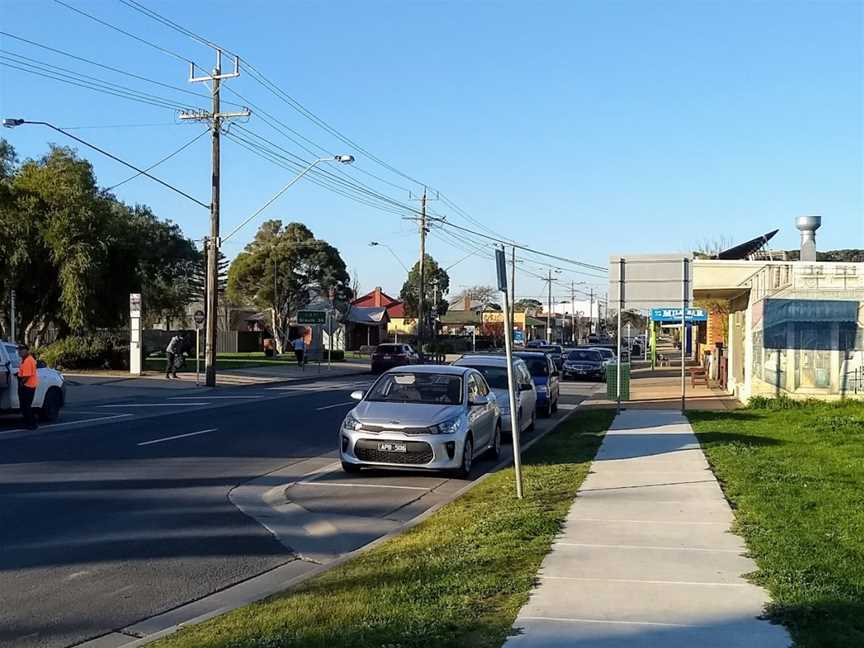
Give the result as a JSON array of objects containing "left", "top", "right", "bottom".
[
  {"left": 456, "top": 435, "right": 474, "bottom": 478},
  {"left": 39, "top": 388, "right": 62, "bottom": 422},
  {"left": 488, "top": 423, "right": 501, "bottom": 459},
  {"left": 341, "top": 460, "right": 361, "bottom": 473},
  {"left": 541, "top": 400, "right": 552, "bottom": 418}
]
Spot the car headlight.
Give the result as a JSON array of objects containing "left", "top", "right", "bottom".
[
  {"left": 428, "top": 416, "right": 461, "bottom": 435},
  {"left": 341, "top": 412, "right": 362, "bottom": 431},
  {"left": 535, "top": 384, "right": 548, "bottom": 393}
]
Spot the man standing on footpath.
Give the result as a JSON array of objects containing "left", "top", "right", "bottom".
[
  {"left": 17, "top": 344, "right": 39, "bottom": 430},
  {"left": 165, "top": 334, "right": 183, "bottom": 380},
  {"left": 292, "top": 335, "right": 306, "bottom": 369}
]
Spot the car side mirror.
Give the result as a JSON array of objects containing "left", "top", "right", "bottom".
[
  {"left": 469, "top": 395, "right": 488, "bottom": 407},
  {"left": 350, "top": 390, "right": 364, "bottom": 401}
]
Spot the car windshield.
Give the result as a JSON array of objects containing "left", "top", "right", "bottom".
[
  {"left": 366, "top": 372, "right": 463, "bottom": 404},
  {"left": 516, "top": 356, "right": 549, "bottom": 377},
  {"left": 591, "top": 348, "right": 614, "bottom": 359},
  {"left": 459, "top": 365, "right": 509, "bottom": 389},
  {"left": 540, "top": 346, "right": 562, "bottom": 354},
  {"left": 375, "top": 344, "right": 403, "bottom": 354},
  {"left": 568, "top": 350, "right": 602, "bottom": 362}
]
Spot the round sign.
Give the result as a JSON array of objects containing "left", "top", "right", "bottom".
[{"left": 193, "top": 310, "right": 206, "bottom": 326}]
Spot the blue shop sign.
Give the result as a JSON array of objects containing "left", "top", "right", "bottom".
[{"left": 650, "top": 307, "right": 708, "bottom": 323}]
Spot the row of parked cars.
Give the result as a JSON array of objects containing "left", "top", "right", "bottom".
[{"left": 340, "top": 342, "right": 616, "bottom": 476}]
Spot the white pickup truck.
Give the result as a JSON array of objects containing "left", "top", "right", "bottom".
[{"left": 0, "top": 341, "right": 66, "bottom": 422}]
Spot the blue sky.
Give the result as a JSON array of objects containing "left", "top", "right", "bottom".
[{"left": 2, "top": 0, "right": 862, "bottom": 306}]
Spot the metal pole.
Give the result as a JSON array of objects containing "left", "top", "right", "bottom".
[
  {"left": 9, "top": 289, "right": 15, "bottom": 343},
  {"left": 682, "top": 258, "right": 689, "bottom": 413},
  {"left": 510, "top": 247, "right": 517, "bottom": 338},
  {"left": 589, "top": 287, "right": 594, "bottom": 337},
  {"left": 571, "top": 281, "right": 576, "bottom": 343},
  {"left": 196, "top": 326, "right": 201, "bottom": 387},
  {"left": 417, "top": 189, "right": 427, "bottom": 352},
  {"left": 617, "top": 258, "right": 624, "bottom": 414},
  {"left": 547, "top": 269, "right": 552, "bottom": 342},
  {"left": 328, "top": 310, "right": 332, "bottom": 369},
  {"left": 500, "top": 247, "right": 523, "bottom": 499}
]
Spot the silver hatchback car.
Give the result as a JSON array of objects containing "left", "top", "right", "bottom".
[{"left": 339, "top": 365, "right": 501, "bottom": 477}]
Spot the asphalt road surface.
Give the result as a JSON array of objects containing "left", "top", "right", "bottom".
[{"left": 0, "top": 375, "right": 600, "bottom": 648}]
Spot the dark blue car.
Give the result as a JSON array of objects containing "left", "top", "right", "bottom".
[{"left": 514, "top": 351, "right": 560, "bottom": 417}]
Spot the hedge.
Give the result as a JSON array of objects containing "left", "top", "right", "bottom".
[{"left": 39, "top": 335, "right": 129, "bottom": 370}]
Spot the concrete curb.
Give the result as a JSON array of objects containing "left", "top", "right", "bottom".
[{"left": 78, "top": 399, "right": 589, "bottom": 648}]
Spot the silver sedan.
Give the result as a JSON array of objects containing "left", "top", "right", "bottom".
[{"left": 339, "top": 365, "right": 501, "bottom": 477}]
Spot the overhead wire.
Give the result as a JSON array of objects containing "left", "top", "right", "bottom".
[{"left": 105, "top": 127, "right": 209, "bottom": 190}]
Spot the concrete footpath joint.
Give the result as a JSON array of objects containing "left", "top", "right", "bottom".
[{"left": 507, "top": 409, "right": 791, "bottom": 648}]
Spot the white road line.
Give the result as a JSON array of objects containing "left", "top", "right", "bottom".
[
  {"left": 519, "top": 616, "right": 693, "bottom": 628},
  {"left": 99, "top": 403, "right": 209, "bottom": 407},
  {"left": 294, "top": 480, "right": 429, "bottom": 491},
  {"left": 137, "top": 428, "right": 217, "bottom": 446},
  {"left": 557, "top": 542, "right": 742, "bottom": 553},
  {"left": 169, "top": 395, "right": 263, "bottom": 400},
  {"left": 315, "top": 402, "right": 355, "bottom": 411},
  {"left": 0, "top": 414, "right": 134, "bottom": 436},
  {"left": 540, "top": 576, "right": 752, "bottom": 587}
]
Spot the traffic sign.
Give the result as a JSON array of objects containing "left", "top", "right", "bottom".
[
  {"left": 650, "top": 307, "right": 707, "bottom": 323},
  {"left": 129, "top": 293, "right": 141, "bottom": 318},
  {"left": 513, "top": 329, "right": 525, "bottom": 344},
  {"left": 193, "top": 310, "right": 206, "bottom": 326},
  {"left": 297, "top": 310, "right": 327, "bottom": 324},
  {"left": 495, "top": 248, "right": 508, "bottom": 292}
]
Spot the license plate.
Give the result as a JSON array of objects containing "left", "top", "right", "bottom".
[
  {"left": 382, "top": 354, "right": 391, "bottom": 359},
  {"left": 378, "top": 442, "right": 407, "bottom": 453}
]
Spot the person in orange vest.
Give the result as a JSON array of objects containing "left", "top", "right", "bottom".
[{"left": 17, "top": 344, "right": 39, "bottom": 430}]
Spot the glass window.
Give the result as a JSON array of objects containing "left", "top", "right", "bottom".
[
  {"left": 467, "top": 375, "right": 481, "bottom": 400},
  {"left": 567, "top": 350, "right": 602, "bottom": 362},
  {"left": 517, "top": 355, "right": 549, "bottom": 376},
  {"left": 474, "top": 372, "right": 490, "bottom": 396},
  {"left": 366, "top": 372, "right": 463, "bottom": 404},
  {"left": 460, "top": 364, "right": 509, "bottom": 389},
  {"left": 376, "top": 344, "right": 403, "bottom": 353},
  {"left": 5, "top": 345, "right": 20, "bottom": 368}
]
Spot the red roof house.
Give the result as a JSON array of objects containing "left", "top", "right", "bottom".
[{"left": 351, "top": 287, "right": 405, "bottom": 318}]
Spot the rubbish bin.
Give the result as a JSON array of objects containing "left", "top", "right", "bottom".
[{"left": 606, "top": 363, "right": 631, "bottom": 400}]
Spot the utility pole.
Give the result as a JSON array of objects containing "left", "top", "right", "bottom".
[
  {"left": 589, "top": 287, "right": 594, "bottom": 337},
  {"left": 409, "top": 188, "right": 436, "bottom": 352},
  {"left": 9, "top": 289, "right": 16, "bottom": 343},
  {"left": 570, "top": 281, "right": 576, "bottom": 343},
  {"left": 180, "top": 49, "right": 250, "bottom": 387},
  {"left": 546, "top": 269, "right": 552, "bottom": 342},
  {"left": 510, "top": 247, "right": 516, "bottom": 338}
]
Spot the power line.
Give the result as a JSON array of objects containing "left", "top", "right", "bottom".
[
  {"left": 105, "top": 128, "right": 209, "bottom": 190},
  {"left": 52, "top": 0, "right": 192, "bottom": 63}
]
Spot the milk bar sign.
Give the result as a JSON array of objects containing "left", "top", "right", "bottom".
[
  {"left": 129, "top": 293, "right": 141, "bottom": 318},
  {"left": 650, "top": 307, "right": 707, "bottom": 323}
]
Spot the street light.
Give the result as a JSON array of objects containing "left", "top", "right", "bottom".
[
  {"left": 222, "top": 154, "right": 354, "bottom": 243},
  {"left": 369, "top": 241, "right": 409, "bottom": 272},
  {"left": 3, "top": 118, "right": 209, "bottom": 208}
]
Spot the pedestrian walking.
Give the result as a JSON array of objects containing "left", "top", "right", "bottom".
[
  {"left": 165, "top": 334, "right": 183, "bottom": 379},
  {"left": 292, "top": 335, "right": 306, "bottom": 368},
  {"left": 17, "top": 344, "right": 39, "bottom": 430}
]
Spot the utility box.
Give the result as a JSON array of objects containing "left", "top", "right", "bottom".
[{"left": 606, "top": 363, "right": 631, "bottom": 400}]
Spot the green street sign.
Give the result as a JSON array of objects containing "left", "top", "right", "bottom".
[{"left": 297, "top": 310, "right": 327, "bottom": 324}]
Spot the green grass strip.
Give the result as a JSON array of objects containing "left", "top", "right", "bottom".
[
  {"left": 152, "top": 409, "right": 613, "bottom": 648},
  {"left": 690, "top": 400, "right": 864, "bottom": 648}
]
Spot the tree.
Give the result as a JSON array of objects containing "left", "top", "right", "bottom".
[
  {"left": 0, "top": 142, "right": 200, "bottom": 344},
  {"left": 514, "top": 298, "right": 542, "bottom": 315},
  {"left": 227, "top": 220, "right": 351, "bottom": 351},
  {"left": 399, "top": 254, "right": 450, "bottom": 320},
  {"left": 453, "top": 285, "right": 498, "bottom": 307}
]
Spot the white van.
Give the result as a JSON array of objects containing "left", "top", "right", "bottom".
[
  {"left": 0, "top": 341, "right": 66, "bottom": 422},
  {"left": 452, "top": 354, "right": 537, "bottom": 436}
]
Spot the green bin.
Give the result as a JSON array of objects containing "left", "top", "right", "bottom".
[{"left": 606, "top": 363, "right": 631, "bottom": 400}]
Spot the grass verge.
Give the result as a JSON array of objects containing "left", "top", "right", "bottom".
[
  {"left": 689, "top": 400, "right": 864, "bottom": 648},
  {"left": 152, "top": 409, "right": 614, "bottom": 648},
  {"left": 143, "top": 351, "right": 364, "bottom": 373}
]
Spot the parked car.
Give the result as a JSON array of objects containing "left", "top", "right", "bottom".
[
  {"left": 526, "top": 339, "right": 548, "bottom": 348},
  {"left": 514, "top": 351, "right": 560, "bottom": 417},
  {"left": 452, "top": 354, "right": 537, "bottom": 437},
  {"left": 587, "top": 347, "right": 616, "bottom": 368},
  {"left": 370, "top": 343, "right": 421, "bottom": 374},
  {"left": 0, "top": 341, "right": 66, "bottom": 421},
  {"left": 562, "top": 349, "right": 605, "bottom": 381},
  {"left": 536, "top": 344, "right": 565, "bottom": 370},
  {"left": 339, "top": 365, "right": 501, "bottom": 477}
]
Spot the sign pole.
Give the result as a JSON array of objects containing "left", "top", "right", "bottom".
[
  {"left": 196, "top": 327, "right": 201, "bottom": 387},
  {"left": 129, "top": 293, "right": 142, "bottom": 376},
  {"left": 681, "top": 258, "right": 689, "bottom": 413},
  {"left": 498, "top": 246, "right": 523, "bottom": 499}
]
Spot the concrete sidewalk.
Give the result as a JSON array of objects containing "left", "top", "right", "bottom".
[{"left": 506, "top": 409, "right": 790, "bottom": 648}]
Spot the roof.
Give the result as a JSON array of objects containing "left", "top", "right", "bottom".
[
  {"left": 345, "top": 306, "right": 389, "bottom": 324},
  {"left": 439, "top": 310, "right": 482, "bottom": 325},
  {"left": 384, "top": 364, "right": 473, "bottom": 376},
  {"left": 714, "top": 230, "right": 779, "bottom": 260},
  {"left": 452, "top": 355, "right": 525, "bottom": 368}
]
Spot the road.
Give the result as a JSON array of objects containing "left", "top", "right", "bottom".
[{"left": 0, "top": 374, "right": 600, "bottom": 648}]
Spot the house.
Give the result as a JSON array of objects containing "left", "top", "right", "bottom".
[{"left": 351, "top": 287, "right": 414, "bottom": 336}]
